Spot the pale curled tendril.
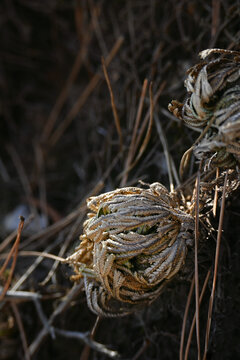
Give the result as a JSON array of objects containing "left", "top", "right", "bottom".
[
  {"left": 67, "top": 183, "right": 194, "bottom": 316},
  {"left": 169, "top": 48, "right": 240, "bottom": 170}
]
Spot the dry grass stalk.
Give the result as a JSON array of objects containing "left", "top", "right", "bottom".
[
  {"left": 184, "top": 270, "right": 211, "bottom": 360},
  {"left": 179, "top": 276, "right": 195, "bottom": 360},
  {"left": 101, "top": 56, "right": 123, "bottom": 151},
  {"left": 194, "top": 172, "right": 201, "bottom": 360},
  {"left": 0, "top": 217, "right": 24, "bottom": 301},
  {"left": 203, "top": 171, "right": 228, "bottom": 359}
]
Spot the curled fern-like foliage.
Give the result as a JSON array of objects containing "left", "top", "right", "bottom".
[
  {"left": 67, "top": 183, "right": 194, "bottom": 316},
  {"left": 169, "top": 49, "right": 240, "bottom": 169}
]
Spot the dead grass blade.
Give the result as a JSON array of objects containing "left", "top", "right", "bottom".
[
  {"left": 179, "top": 276, "right": 195, "bottom": 360},
  {"left": 211, "top": 0, "right": 220, "bottom": 41},
  {"left": 0, "top": 217, "right": 24, "bottom": 301},
  {"left": 194, "top": 172, "right": 201, "bottom": 360},
  {"left": 184, "top": 270, "right": 211, "bottom": 360},
  {"left": 101, "top": 56, "right": 123, "bottom": 151},
  {"left": 131, "top": 82, "right": 154, "bottom": 167},
  {"left": 203, "top": 171, "right": 228, "bottom": 360},
  {"left": 133, "top": 81, "right": 166, "bottom": 157}
]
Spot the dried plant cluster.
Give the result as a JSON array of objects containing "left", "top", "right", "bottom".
[
  {"left": 67, "top": 183, "right": 194, "bottom": 316},
  {"left": 169, "top": 49, "right": 240, "bottom": 170},
  {"left": 69, "top": 48, "right": 240, "bottom": 318}
]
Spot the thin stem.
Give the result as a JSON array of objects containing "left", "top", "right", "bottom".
[
  {"left": 179, "top": 276, "right": 195, "bottom": 360},
  {"left": 101, "top": 56, "right": 123, "bottom": 151},
  {"left": 194, "top": 172, "right": 201, "bottom": 360},
  {"left": 0, "top": 217, "right": 24, "bottom": 301},
  {"left": 203, "top": 170, "right": 228, "bottom": 359},
  {"left": 184, "top": 270, "right": 211, "bottom": 360}
]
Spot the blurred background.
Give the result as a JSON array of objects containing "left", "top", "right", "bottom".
[{"left": 0, "top": 1, "right": 240, "bottom": 359}]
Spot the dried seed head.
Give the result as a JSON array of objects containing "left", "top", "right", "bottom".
[
  {"left": 169, "top": 49, "right": 240, "bottom": 169},
  {"left": 67, "top": 183, "right": 194, "bottom": 316}
]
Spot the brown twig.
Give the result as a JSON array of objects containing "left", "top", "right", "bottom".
[
  {"left": 184, "top": 270, "right": 211, "bottom": 360},
  {"left": 90, "top": 0, "right": 108, "bottom": 57},
  {"left": 133, "top": 81, "right": 166, "bottom": 159},
  {"left": 179, "top": 276, "right": 195, "bottom": 360},
  {"left": 0, "top": 217, "right": 24, "bottom": 301},
  {"left": 211, "top": 0, "right": 220, "bottom": 40},
  {"left": 203, "top": 171, "right": 228, "bottom": 360},
  {"left": 101, "top": 56, "right": 123, "bottom": 151},
  {"left": 132, "top": 82, "right": 154, "bottom": 167},
  {"left": 194, "top": 172, "right": 201, "bottom": 360},
  {"left": 0, "top": 215, "right": 34, "bottom": 253}
]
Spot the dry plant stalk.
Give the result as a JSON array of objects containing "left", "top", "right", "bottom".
[
  {"left": 0, "top": 217, "right": 24, "bottom": 301},
  {"left": 67, "top": 183, "right": 194, "bottom": 316},
  {"left": 169, "top": 48, "right": 240, "bottom": 170}
]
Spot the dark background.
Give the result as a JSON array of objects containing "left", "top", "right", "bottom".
[{"left": 0, "top": 1, "right": 240, "bottom": 359}]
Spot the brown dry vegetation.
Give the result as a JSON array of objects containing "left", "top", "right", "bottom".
[{"left": 0, "top": 1, "right": 240, "bottom": 359}]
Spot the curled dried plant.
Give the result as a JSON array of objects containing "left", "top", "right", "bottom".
[
  {"left": 67, "top": 183, "right": 194, "bottom": 317},
  {"left": 169, "top": 48, "right": 240, "bottom": 169}
]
